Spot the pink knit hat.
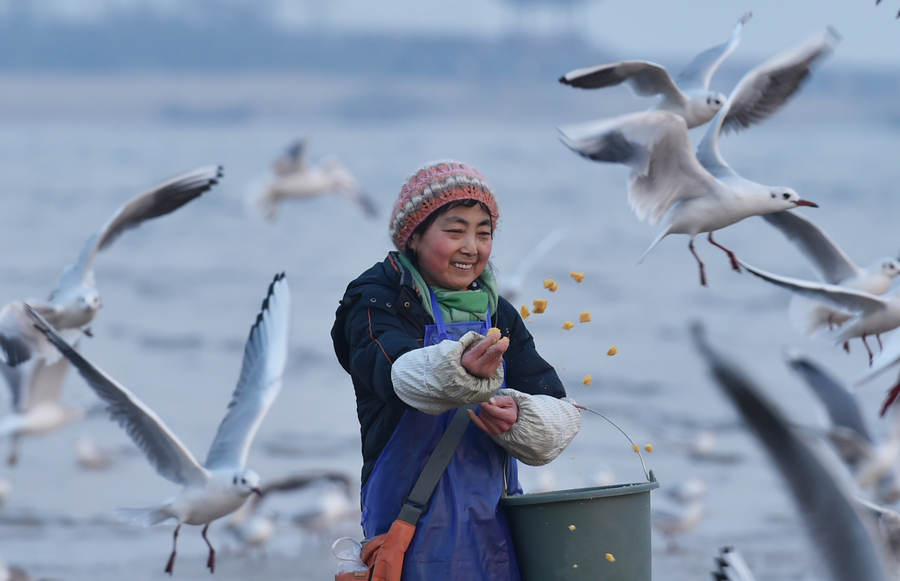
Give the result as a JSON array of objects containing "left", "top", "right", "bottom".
[{"left": 389, "top": 161, "right": 500, "bottom": 251}]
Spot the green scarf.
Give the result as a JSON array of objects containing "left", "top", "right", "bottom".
[{"left": 396, "top": 252, "right": 499, "bottom": 324}]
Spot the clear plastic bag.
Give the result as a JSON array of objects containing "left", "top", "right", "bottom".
[{"left": 332, "top": 537, "right": 368, "bottom": 575}]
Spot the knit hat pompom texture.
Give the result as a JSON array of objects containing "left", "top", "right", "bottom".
[{"left": 389, "top": 161, "right": 500, "bottom": 251}]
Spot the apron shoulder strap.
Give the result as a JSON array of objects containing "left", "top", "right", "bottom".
[{"left": 397, "top": 404, "right": 476, "bottom": 525}]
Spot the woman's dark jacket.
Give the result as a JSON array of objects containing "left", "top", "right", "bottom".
[{"left": 332, "top": 252, "right": 566, "bottom": 485}]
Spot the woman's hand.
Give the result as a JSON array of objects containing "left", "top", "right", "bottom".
[
  {"left": 461, "top": 332, "right": 509, "bottom": 378},
  {"left": 468, "top": 396, "right": 518, "bottom": 435}
]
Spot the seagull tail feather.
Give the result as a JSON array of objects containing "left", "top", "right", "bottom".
[
  {"left": 114, "top": 506, "right": 174, "bottom": 527},
  {"left": 638, "top": 225, "right": 673, "bottom": 265},
  {"left": 787, "top": 295, "right": 834, "bottom": 336}
]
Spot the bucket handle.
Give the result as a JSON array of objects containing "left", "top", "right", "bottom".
[{"left": 573, "top": 403, "right": 651, "bottom": 482}]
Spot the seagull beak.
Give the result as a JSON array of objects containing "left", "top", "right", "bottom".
[
  {"left": 251, "top": 487, "right": 263, "bottom": 496},
  {"left": 794, "top": 200, "right": 818, "bottom": 208}
]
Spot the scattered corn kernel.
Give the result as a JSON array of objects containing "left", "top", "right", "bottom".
[
  {"left": 607, "top": 346, "right": 618, "bottom": 356},
  {"left": 583, "top": 375, "right": 592, "bottom": 386},
  {"left": 533, "top": 299, "right": 547, "bottom": 314},
  {"left": 579, "top": 312, "right": 591, "bottom": 323},
  {"left": 562, "top": 321, "right": 574, "bottom": 330},
  {"left": 487, "top": 327, "right": 501, "bottom": 337},
  {"left": 568, "top": 525, "right": 576, "bottom": 531},
  {"left": 520, "top": 305, "right": 530, "bottom": 319},
  {"left": 573, "top": 564, "right": 578, "bottom": 569},
  {"left": 542, "top": 278, "right": 554, "bottom": 289},
  {"left": 570, "top": 271, "right": 585, "bottom": 282},
  {"left": 632, "top": 444, "right": 640, "bottom": 453},
  {"left": 606, "top": 553, "right": 615, "bottom": 562},
  {"left": 645, "top": 444, "right": 653, "bottom": 453}
]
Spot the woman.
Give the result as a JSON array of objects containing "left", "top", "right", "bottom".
[{"left": 331, "top": 160, "right": 581, "bottom": 580}]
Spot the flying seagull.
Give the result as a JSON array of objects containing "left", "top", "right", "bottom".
[
  {"left": 560, "top": 13, "right": 752, "bottom": 128},
  {"left": 0, "top": 165, "right": 222, "bottom": 368},
  {"left": 762, "top": 210, "right": 900, "bottom": 335},
  {"left": 692, "top": 323, "right": 892, "bottom": 581},
  {"left": 559, "top": 28, "right": 836, "bottom": 285},
  {"left": 786, "top": 352, "right": 900, "bottom": 504},
  {"left": 28, "top": 273, "right": 290, "bottom": 575},
  {"left": 253, "top": 140, "right": 377, "bottom": 221},
  {"left": 740, "top": 260, "right": 900, "bottom": 364}
]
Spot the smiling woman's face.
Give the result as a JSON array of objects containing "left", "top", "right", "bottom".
[{"left": 407, "top": 203, "right": 493, "bottom": 291}]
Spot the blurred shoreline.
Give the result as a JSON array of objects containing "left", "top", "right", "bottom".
[{"left": 0, "top": 64, "right": 898, "bottom": 126}]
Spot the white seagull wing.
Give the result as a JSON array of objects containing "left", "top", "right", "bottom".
[
  {"left": 828, "top": 427, "right": 875, "bottom": 468},
  {"left": 345, "top": 189, "right": 380, "bottom": 218},
  {"left": 559, "top": 61, "right": 687, "bottom": 104},
  {"left": 676, "top": 12, "right": 752, "bottom": 90},
  {"left": 204, "top": 273, "right": 291, "bottom": 471},
  {"left": 261, "top": 471, "right": 353, "bottom": 497},
  {"left": 49, "top": 165, "right": 222, "bottom": 299},
  {"left": 695, "top": 94, "right": 740, "bottom": 179},
  {"left": 692, "top": 324, "right": 891, "bottom": 581},
  {"left": 25, "top": 305, "right": 206, "bottom": 486},
  {"left": 740, "top": 260, "right": 889, "bottom": 315},
  {"left": 785, "top": 353, "right": 872, "bottom": 442},
  {"left": 762, "top": 211, "right": 859, "bottom": 284},
  {"left": 855, "top": 498, "right": 900, "bottom": 563},
  {"left": 696, "top": 28, "right": 839, "bottom": 178},
  {"left": 501, "top": 227, "right": 566, "bottom": 298},
  {"left": 559, "top": 111, "right": 722, "bottom": 225},
  {"left": 711, "top": 546, "right": 758, "bottom": 581},
  {"left": 720, "top": 27, "right": 840, "bottom": 135},
  {"left": 0, "top": 301, "right": 71, "bottom": 367},
  {"left": 21, "top": 341, "right": 79, "bottom": 411}
]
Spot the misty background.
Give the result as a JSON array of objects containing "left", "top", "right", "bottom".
[
  {"left": 0, "top": 0, "right": 896, "bottom": 122},
  {"left": 1, "top": 1, "right": 899, "bottom": 580}
]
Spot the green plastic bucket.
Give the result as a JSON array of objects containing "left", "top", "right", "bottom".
[{"left": 501, "top": 471, "right": 658, "bottom": 581}]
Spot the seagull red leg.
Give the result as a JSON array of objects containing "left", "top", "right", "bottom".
[
  {"left": 878, "top": 334, "right": 884, "bottom": 351},
  {"left": 202, "top": 524, "right": 216, "bottom": 573},
  {"left": 844, "top": 341, "right": 851, "bottom": 354},
  {"left": 881, "top": 369, "right": 900, "bottom": 416},
  {"left": 862, "top": 335, "right": 874, "bottom": 365},
  {"left": 707, "top": 232, "right": 741, "bottom": 272},
  {"left": 689, "top": 239, "right": 708, "bottom": 286},
  {"left": 165, "top": 524, "right": 180, "bottom": 575}
]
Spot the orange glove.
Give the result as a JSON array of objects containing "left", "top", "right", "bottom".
[{"left": 362, "top": 520, "right": 417, "bottom": 581}]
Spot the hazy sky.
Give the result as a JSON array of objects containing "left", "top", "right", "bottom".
[
  {"left": 8, "top": 0, "right": 900, "bottom": 70},
  {"left": 284, "top": 0, "right": 900, "bottom": 70}
]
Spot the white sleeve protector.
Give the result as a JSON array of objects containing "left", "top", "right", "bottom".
[
  {"left": 391, "top": 331, "right": 505, "bottom": 415},
  {"left": 490, "top": 389, "right": 582, "bottom": 466}
]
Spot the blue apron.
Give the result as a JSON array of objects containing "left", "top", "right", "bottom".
[{"left": 360, "top": 289, "right": 522, "bottom": 580}]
